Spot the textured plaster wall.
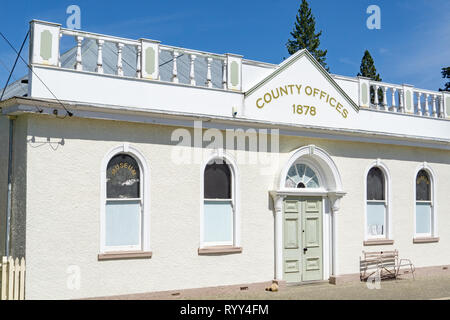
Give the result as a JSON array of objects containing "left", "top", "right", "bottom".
[
  {"left": 23, "top": 114, "right": 450, "bottom": 299},
  {"left": 24, "top": 115, "right": 276, "bottom": 299}
]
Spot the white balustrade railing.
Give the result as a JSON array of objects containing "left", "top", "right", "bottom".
[
  {"left": 29, "top": 20, "right": 448, "bottom": 119},
  {"left": 55, "top": 27, "right": 232, "bottom": 90},
  {"left": 367, "top": 81, "right": 446, "bottom": 118},
  {"left": 159, "top": 44, "right": 227, "bottom": 89}
]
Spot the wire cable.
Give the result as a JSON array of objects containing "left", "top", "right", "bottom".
[
  {"left": 0, "top": 31, "right": 28, "bottom": 101},
  {"left": 0, "top": 31, "right": 73, "bottom": 117}
]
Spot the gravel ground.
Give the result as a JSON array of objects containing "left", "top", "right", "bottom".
[{"left": 182, "top": 275, "right": 450, "bottom": 300}]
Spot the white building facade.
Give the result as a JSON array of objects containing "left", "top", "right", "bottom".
[{"left": 0, "top": 20, "right": 449, "bottom": 299}]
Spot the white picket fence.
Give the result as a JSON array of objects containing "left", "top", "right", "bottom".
[{"left": 0, "top": 256, "right": 25, "bottom": 300}]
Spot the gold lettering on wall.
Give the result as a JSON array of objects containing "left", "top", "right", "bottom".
[{"left": 255, "top": 83, "right": 349, "bottom": 119}]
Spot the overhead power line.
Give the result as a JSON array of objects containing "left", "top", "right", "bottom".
[{"left": 0, "top": 30, "right": 73, "bottom": 117}]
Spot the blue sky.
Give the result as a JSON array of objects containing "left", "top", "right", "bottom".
[{"left": 0, "top": 0, "right": 449, "bottom": 91}]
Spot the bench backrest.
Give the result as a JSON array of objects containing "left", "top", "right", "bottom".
[
  {"left": 360, "top": 250, "right": 398, "bottom": 272},
  {"left": 363, "top": 250, "right": 398, "bottom": 260}
]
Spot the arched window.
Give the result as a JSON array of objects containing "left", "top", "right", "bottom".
[
  {"left": 203, "top": 159, "right": 234, "bottom": 246},
  {"left": 285, "top": 163, "right": 320, "bottom": 188},
  {"left": 366, "top": 167, "right": 387, "bottom": 239},
  {"left": 105, "top": 153, "right": 142, "bottom": 250},
  {"left": 415, "top": 169, "right": 434, "bottom": 236}
]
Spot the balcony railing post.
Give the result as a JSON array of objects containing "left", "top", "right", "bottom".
[
  {"left": 443, "top": 92, "right": 450, "bottom": 119},
  {"left": 431, "top": 94, "right": 437, "bottom": 118},
  {"left": 402, "top": 84, "right": 414, "bottom": 114},
  {"left": 373, "top": 85, "right": 379, "bottom": 110},
  {"left": 225, "top": 53, "right": 243, "bottom": 91},
  {"left": 416, "top": 92, "right": 422, "bottom": 115},
  {"left": 205, "top": 57, "right": 213, "bottom": 88},
  {"left": 171, "top": 50, "right": 179, "bottom": 83},
  {"left": 423, "top": 93, "right": 429, "bottom": 116},
  {"left": 116, "top": 43, "right": 124, "bottom": 76},
  {"left": 29, "top": 20, "right": 61, "bottom": 67},
  {"left": 190, "top": 54, "right": 196, "bottom": 86},
  {"left": 390, "top": 88, "right": 397, "bottom": 112},
  {"left": 96, "top": 39, "right": 104, "bottom": 74},
  {"left": 222, "top": 59, "right": 228, "bottom": 90},
  {"left": 381, "top": 86, "right": 387, "bottom": 111},
  {"left": 136, "top": 44, "right": 142, "bottom": 78},
  {"left": 140, "top": 38, "right": 160, "bottom": 80},
  {"left": 358, "top": 77, "right": 371, "bottom": 108},
  {"left": 75, "top": 36, "right": 84, "bottom": 71},
  {"left": 58, "top": 31, "right": 62, "bottom": 67},
  {"left": 398, "top": 89, "right": 405, "bottom": 113}
]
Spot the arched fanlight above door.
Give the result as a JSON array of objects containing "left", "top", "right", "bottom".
[{"left": 285, "top": 163, "right": 320, "bottom": 188}]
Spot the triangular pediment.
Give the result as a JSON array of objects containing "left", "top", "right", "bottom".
[
  {"left": 244, "top": 50, "right": 359, "bottom": 128},
  {"left": 245, "top": 49, "right": 359, "bottom": 112}
]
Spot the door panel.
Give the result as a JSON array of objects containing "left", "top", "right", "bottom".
[
  {"left": 282, "top": 199, "right": 302, "bottom": 282},
  {"left": 301, "top": 197, "right": 323, "bottom": 281}
]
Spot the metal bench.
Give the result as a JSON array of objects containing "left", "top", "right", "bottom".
[{"left": 360, "top": 250, "right": 415, "bottom": 281}]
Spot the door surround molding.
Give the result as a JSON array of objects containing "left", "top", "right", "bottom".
[{"left": 270, "top": 145, "right": 346, "bottom": 282}]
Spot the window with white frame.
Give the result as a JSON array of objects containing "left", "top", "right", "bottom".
[
  {"left": 366, "top": 167, "right": 387, "bottom": 238},
  {"left": 203, "top": 159, "right": 234, "bottom": 246},
  {"left": 415, "top": 169, "right": 433, "bottom": 236},
  {"left": 105, "top": 153, "right": 142, "bottom": 251}
]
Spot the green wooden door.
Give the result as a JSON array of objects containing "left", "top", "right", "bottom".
[
  {"left": 283, "top": 197, "right": 323, "bottom": 283},
  {"left": 301, "top": 197, "right": 323, "bottom": 281},
  {"left": 283, "top": 199, "right": 302, "bottom": 283}
]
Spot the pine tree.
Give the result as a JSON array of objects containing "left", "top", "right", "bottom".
[
  {"left": 357, "top": 50, "right": 383, "bottom": 104},
  {"left": 286, "top": 0, "right": 329, "bottom": 71},
  {"left": 439, "top": 67, "right": 450, "bottom": 91}
]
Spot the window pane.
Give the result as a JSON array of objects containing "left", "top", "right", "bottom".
[
  {"left": 367, "top": 202, "right": 385, "bottom": 236},
  {"left": 284, "top": 163, "right": 320, "bottom": 188},
  {"left": 204, "top": 200, "right": 232, "bottom": 243},
  {"left": 416, "top": 170, "right": 431, "bottom": 201},
  {"left": 107, "top": 154, "right": 140, "bottom": 198},
  {"left": 105, "top": 200, "right": 140, "bottom": 246},
  {"left": 367, "top": 167, "right": 385, "bottom": 200},
  {"left": 416, "top": 202, "right": 431, "bottom": 234},
  {"left": 295, "top": 164, "right": 305, "bottom": 178},
  {"left": 204, "top": 161, "right": 231, "bottom": 199}
]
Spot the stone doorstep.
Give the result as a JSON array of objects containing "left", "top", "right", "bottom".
[
  {"left": 329, "top": 264, "right": 450, "bottom": 285},
  {"left": 86, "top": 280, "right": 287, "bottom": 300}
]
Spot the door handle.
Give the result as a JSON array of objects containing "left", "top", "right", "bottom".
[{"left": 303, "top": 248, "right": 308, "bottom": 254}]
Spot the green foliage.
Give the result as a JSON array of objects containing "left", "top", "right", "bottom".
[
  {"left": 440, "top": 67, "right": 450, "bottom": 92},
  {"left": 357, "top": 50, "right": 381, "bottom": 81},
  {"left": 357, "top": 50, "right": 383, "bottom": 104},
  {"left": 286, "top": 0, "right": 329, "bottom": 71}
]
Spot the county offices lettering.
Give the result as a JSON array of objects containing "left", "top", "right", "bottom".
[{"left": 255, "top": 83, "right": 349, "bottom": 119}]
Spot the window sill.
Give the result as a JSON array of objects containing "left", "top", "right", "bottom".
[
  {"left": 198, "top": 246, "right": 243, "bottom": 255},
  {"left": 98, "top": 251, "right": 152, "bottom": 261},
  {"left": 363, "top": 239, "right": 394, "bottom": 246},
  {"left": 413, "top": 237, "right": 439, "bottom": 244}
]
